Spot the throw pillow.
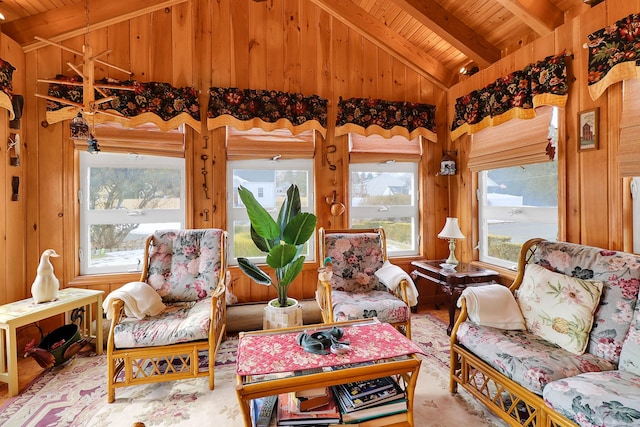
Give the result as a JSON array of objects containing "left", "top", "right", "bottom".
[{"left": 516, "top": 263, "right": 603, "bottom": 355}]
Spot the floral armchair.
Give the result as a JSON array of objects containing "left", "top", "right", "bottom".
[
  {"left": 316, "top": 227, "right": 412, "bottom": 338},
  {"left": 106, "top": 229, "right": 227, "bottom": 403}
]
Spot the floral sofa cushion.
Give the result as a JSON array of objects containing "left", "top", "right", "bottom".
[
  {"left": 456, "top": 321, "right": 616, "bottom": 395},
  {"left": 619, "top": 290, "right": 640, "bottom": 375},
  {"left": 517, "top": 263, "right": 603, "bottom": 355},
  {"left": 324, "top": 232, "right": 386, "bottom": 293},
  {"left": 543, "top": 370, "right": 640, "bottom": 427},
  {"left": 534, "top": 241, "right": 640, "bottom": 364},
  {"left": 146, "top": 229, "right": 224, "bottom": 303},
  {"left": 331, "top": 289, "right": 410, "bottom": 324},
  {"left": 113, "top": 299, "right": 211, "bottom": 348}
]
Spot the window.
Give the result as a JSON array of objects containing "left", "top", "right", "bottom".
[
  {"left": 349, "top": 162, "right": 419, "bottom": 256},
  {"left": 228, "top": 159, "right": 314, "bottom": 264},
  {"left": 478, "top": 163, "right": 558, "bottom": 268},
  {"left": 348, "top": 134, "right": 421, "bottom": 256},
  {"left": 79, "top": 152, "right": 185, "bottom": 275},
  {"left": 475, "top": 107, "right": 559, "bottom": 269},
  {"left": 226, "top": 128, "right": 316, "bottom": 265}
]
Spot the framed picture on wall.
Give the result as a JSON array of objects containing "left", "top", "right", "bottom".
[{"left": 578, "top": 108, "right": 599, "bottom": 151}]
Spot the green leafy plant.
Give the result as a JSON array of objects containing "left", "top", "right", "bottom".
[{"left": 237, "top": 184, "right": 317, "bottom": 307}]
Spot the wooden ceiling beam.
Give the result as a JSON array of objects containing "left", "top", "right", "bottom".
[
  {"left": 389, "top": 0, "right": 500, "bottom": 68},
  {"left": 310, "top": 0, "right": 456, "bottom": 90},
  {"left": 494, "top": 0, "right": 564, "bottom": 36},
  {"left": 2, "top": 0, "right": 188, "bottom": 51}
]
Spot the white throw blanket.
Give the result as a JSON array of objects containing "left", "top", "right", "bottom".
[
  {"left": 374, "top": 261, "right": 419, "bottom": 306},
  {"left": 458, "top": 284, "right": 525, "bottom": 330},
  {"left": 102, "top": 281, "right": 166, "bottom": 320}
]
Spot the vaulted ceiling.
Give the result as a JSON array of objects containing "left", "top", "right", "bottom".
[{"left": 0, "top": 0, "right": 590, "bottom": 88}]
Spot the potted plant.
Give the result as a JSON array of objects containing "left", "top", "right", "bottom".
[{"left": 237, "top": 184, "right": 317, "bottom": 328}]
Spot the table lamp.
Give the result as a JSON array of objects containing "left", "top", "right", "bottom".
[{"left": 438, "top": 217, "right": 465, "bottom": 266}]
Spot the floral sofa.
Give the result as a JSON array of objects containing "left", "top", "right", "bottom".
[{"left": 450, "top": 238, "right": 640, "bottom": 427}]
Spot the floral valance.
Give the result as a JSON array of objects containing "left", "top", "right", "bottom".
[
  {"left": 0, "top": 58, "right": 16, "bottom": 120},
  {"left": 335, "top": 97, "right": 437, "bottom": 142},
  {"left": 586, "top": 13, "right": 640, "bottom": 101},
  {"left": 207, "top": 87, "right": 328, "bottom": 137},
  {"left": 46, "top": 75, "right": 201, "bottom": 131},
  {"left": 450, "top": 52, "right": 568, "bottom": 140}
]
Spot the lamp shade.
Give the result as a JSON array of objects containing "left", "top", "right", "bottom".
[{"left": 438, "top": 217, "right": 465, "bottom": 240}]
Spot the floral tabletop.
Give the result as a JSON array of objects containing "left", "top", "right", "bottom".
[{"left": 236, "top": 322, "right": 424, "bottom": 376}]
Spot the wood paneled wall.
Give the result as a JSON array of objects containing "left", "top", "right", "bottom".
[
  {"left": 447, "top": 0, "right": 640, "bottom": 263},
  {"left": 0, "top": 34, "right": 26, "bottom": 305},
  {"left": 5, "top": 0, "right": 638, "bottom": 307},
  {"left": 5, "top": 0, "right": 451, "bottom": 305}
]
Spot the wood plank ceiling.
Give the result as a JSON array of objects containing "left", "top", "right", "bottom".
[{"left": 0, "top": 0, "right": 589, "bottom": 88}]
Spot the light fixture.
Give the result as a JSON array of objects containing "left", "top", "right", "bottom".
[
  {"left": 459, "top": 64, "right": 479, "bottom": 76},
  {"left": 86, "top": 134, "right": 100, "bottom": 154},
  {"left": 34, "top": 0, "right": 133, "bottom": 132},
  {"left": 440, "top": 151, "right": 456, "bottom": 175},
  {"left": 438, "top": 217, "right": 465, "bottom": 266},
  {"left": 70, "top": 113, "right": 90, "bottom": 140}
]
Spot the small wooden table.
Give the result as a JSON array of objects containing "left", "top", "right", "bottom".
[
  {"left": 235, "top": 319, "right": 423, "bottom": 426},
  {"left": 0, "top": 287, "right": 104, "bottom": 396},
  {"left": 410, "top": 260, "right": 499, "bottom": 335}
]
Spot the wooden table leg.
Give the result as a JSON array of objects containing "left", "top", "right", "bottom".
[{"left": 7, "top": 325, "right": 18, "bottom": 397}]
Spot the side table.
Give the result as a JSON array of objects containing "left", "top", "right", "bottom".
[
  {"left": 0, "top": 287, "right": 104, "bottom": 396},
  {"left": 410, "top": 260, "right": 499, "bottom": 335}
]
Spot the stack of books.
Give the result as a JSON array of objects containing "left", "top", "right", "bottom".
[
  {"left": 276, "top": 389, "right": 341, "bottom": 426},
  {"left": 331, "top": 376, "right": 408, "bottom": 424},
  {"left": 291, "top": 387, "right": 331, "bottom": 411}
]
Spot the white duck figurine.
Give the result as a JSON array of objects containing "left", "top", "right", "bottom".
[{"left": 31, "top": 249, "right": 61, "bottom": 303}]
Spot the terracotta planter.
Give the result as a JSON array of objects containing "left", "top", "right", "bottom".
[{"left": 263, "top": 298, "right": 303, "bottom": 330}]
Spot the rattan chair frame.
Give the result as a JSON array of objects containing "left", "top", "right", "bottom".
[
  {"left": 106, "top": 230, "right": 228, "bottom": 403},
  {"left": 316, "top": 227, "right": 411, "bottom": 339}
]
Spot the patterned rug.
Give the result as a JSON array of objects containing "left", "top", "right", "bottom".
[{"left": 0, "top": 314, "right": 507, "bottom": 427}]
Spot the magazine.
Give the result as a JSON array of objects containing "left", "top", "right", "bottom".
[
  {"left": 333, "top": 379, "right": 405, "bottom": 412},
  {"left": 335, "top": 395, "right": 408, "bottom": 424},
  {"left": 337, "top": 375, "right": 396, "bottom": 400}
]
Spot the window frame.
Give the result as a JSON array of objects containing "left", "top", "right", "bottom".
[
  {"left": 349, "top": 161, "right": 420, "bottom": 257},
  {"left": 473, "top": 107, "right": 560, "bottom": 270},
  {"left": 477, "top": 165, "right": 558, "bottom": 269},
  {"left": 227, "top": 158, "right": 316, "bottom": 266},
  {"left": 78, "top": 151, "right": 186, "bottom": 275}
]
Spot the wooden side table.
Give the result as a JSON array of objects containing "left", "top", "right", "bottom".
[
  {"left": 0, "top": 287, "right": 104, "bottom": 396},
  {"left": 410, "top": 260, "right": 499, "bottom": 335}
]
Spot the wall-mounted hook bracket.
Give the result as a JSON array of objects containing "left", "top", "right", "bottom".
[{"left": 201, "top": 154, "right": 210, "bottom": 199}]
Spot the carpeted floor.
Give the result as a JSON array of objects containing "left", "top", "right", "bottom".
[{"left": 0, "top": 314, "right": 508, "bottom": 427}]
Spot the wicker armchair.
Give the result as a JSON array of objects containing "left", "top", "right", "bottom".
[
  {"left": 316, "top": 227, "right": 411, "bottom": 339},
  {"left": 106, "top": 229, "right": 227, "bottom": 403}
]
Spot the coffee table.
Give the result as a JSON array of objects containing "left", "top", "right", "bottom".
[
  {"left": 0, "top": 287, "right": 104, "bottom": 396},
  {"left": 235, "top": 318, "right": 423, "bottom": 426}
]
